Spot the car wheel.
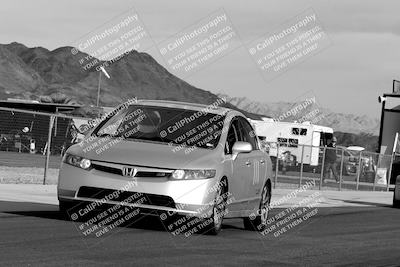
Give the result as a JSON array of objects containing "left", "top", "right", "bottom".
[
  {"left": 59, "top": 200, "right": 82, "bottom": 220},
  {"left": 243, "top": 181, "right": 271, "bottom": 231},
  {"left": 393, "top": 193, "right": 400, "bottom": 208},
  {"left": 204, "top": 179, "right": 228, "bottom": 235}
]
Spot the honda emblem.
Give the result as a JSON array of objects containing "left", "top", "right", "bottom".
[{"left": 122, "top": 167, "right": 138, "bottom": 177}]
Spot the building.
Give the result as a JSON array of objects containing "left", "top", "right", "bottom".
[{"left": 378, "top": 82, "right": 400, "bottom": 183}]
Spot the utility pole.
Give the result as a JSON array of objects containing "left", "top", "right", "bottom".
[
  {"left": 43, "top": 115, "right": 55, "bottom": 185},
  {"left": 96, "top": 66, "right": 111, "bottom": 107},
  {"left": 96, "top": 71, "right": 102, "bottom": 107}
]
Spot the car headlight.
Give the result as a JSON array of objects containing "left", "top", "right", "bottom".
[
  {"left": 171, "top": 169, "right": 216, "bottom": 180},
  {"left": 63, "top": 153, "right": 92, "bottom": 170}
]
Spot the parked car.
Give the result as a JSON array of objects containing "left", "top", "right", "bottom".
[
  {"left": 58, "top": 100, "right": 273, "bottom": 235},
  {"left": 335, "top": 147, "right": 359, "bottom": 176},
  {"left": 335, "top": 146, "right": 376, "bottom": 181}
]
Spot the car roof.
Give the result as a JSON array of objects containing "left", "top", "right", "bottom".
[{"left": 134, "top": 99, "right": 235, "bottom": 116}]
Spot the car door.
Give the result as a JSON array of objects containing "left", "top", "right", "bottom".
[
  {"left": 236, "top": 117, "right": 267, "bottom": 210},
  {"left": 224, "top": 118, "right": 251, "bottom": 212}
]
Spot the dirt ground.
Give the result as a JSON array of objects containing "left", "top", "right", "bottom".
[{"left": 0, "top": 166, "right": 58, "bottom": 184}]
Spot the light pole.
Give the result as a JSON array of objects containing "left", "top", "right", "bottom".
[
  {"left": 96, "top": 71, "right": 102, "bottom": 107},
  {"left": 96, "top": 66, "right": 111, "bottom": 107}
]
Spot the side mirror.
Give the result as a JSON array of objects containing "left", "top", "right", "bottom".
[{"left": 232, "top": 141, "right": 252, "bottom": 160}]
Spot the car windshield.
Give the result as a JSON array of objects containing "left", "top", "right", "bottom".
[{"left": 93, "top": 105, "right": 225, "bottom": 149}]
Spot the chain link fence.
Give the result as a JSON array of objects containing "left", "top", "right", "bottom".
[
  {"left": 0, "top": 106, "right": 396, "bottom": 191},
  {"left": 0, "top": 107, "right": 89, "bottom": 184},
  {"left": 263, "top": 141, "right": 395, "bottom": 191}
]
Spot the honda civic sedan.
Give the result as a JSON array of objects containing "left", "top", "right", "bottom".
[{"left": 58, "top": 100, "right": 272, "bottom": 235}]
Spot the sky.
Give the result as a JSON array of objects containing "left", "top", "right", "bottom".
[{"left": 1, "top": 0, "right": 399, "bottom": 118}]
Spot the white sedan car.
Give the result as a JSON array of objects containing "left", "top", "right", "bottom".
[{"left": 58, "top": 100, "right": 273, "bottom": 235}]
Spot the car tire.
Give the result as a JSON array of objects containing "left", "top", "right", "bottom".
[
  {"left": 243, "top": 181, "right": 271, "bottom": 231},
  {"left": 59, "top": 200, "right": 78, "bottom": 220},
  {"left": 203, "top": 179, "right": 228, "bottom": 235},
  {"left": 393, "top": 193, "right": 400, "bottom": 208}
]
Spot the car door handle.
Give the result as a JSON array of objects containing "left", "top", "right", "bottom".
[
  {"left": 260, "top": 160, "right": 265, "bottom": 164},
  {"left": 245, "top": 161, "right": 251, "bottom": 166}
]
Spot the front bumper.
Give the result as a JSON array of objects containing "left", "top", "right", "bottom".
[{"left": 57, "top": 163, "right": 219, "bottom": 217}]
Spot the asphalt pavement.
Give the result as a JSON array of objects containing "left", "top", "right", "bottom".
[{"left": 0, "top": 187, "right": 399, "bottom": 266}]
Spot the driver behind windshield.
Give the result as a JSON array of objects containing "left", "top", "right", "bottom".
[{"left": 118, "top": 108, "right": 162, "bottom": 140}]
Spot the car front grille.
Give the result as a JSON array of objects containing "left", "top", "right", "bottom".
[
  {"left": 91, "top": 163, "right": 171, "bottom": 178},
  {"left": 92, "top": 164, "right": 122, "bottom": 175},
  {"left": 77, "top": 186, "right": 176, "bottom": 208}
]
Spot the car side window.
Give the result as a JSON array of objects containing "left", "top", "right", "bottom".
[
  {"left": 237, "top": 117, "right": 259, "bottom": 150},
  {"left": 225, "top": 120, "right": 238, "bottom": 154},
  {"left": 232, "top": 119, "right": 243, "bottom": 142}
]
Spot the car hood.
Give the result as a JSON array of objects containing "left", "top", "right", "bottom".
[{"left": 68, "top": 138, "right": 222, "bottom": 170}]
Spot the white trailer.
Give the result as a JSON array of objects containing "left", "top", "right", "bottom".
[
  {"left": 249, "top": 118, "right": 334, "bottom": 166},
  {"left": 378, "top": 90, "right": 400, "bottom": 184}
]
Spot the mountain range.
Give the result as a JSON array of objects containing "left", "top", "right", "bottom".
[
  {"left": 219, "top": 94, "right": 380, "bottom": 135},
  {"left": 0, "top": 42, "right": 379, "bottom": 135}
]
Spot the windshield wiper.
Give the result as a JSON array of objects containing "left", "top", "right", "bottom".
[
  {"left": 124, "top": 135, "right": 164, "bottom": 142},
  {"left": 123, "top": 137, "right": 170, "bottom": 145},
  {"left": 96, "top": 133, "right": 118, "bottom": 138}
]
